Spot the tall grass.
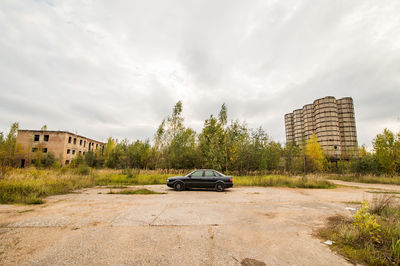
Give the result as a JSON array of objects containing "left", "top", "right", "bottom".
[
  {"left": 235, "top": 175, "right": 335, "bottom": 189},
  {"left": 328, "top": 175, "right": 400, "bottom": 185},
  {"left": 0, "top": 169, "right": 335, "bottom": 204},
  {"left": 0, "top": 168, "right": 175, "bottom": 204},
  {"left": 0, "top": 169, "right": 94, "bottom": 204}
]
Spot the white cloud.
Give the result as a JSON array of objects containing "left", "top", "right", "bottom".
[{"left": 0, "top": 0, "right": 399, "bottom": 146}]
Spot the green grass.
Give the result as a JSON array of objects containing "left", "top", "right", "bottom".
[
  {"left": 366, "top": 190, "right": 400, "bottom": 195},
  {"left": 329, "top": 175, "right": 400, "bottom": 185},
  {"left": 234, "top": 175, "right": 335, "bottom": 189},
  {"left": 18, "top": 209, "right": 34, "bottom": 213},
  {"left": 343, "top": 201, "right": 362, "bottom": 205},
  {"left": 318, "top": 196, "right": 400, "bottom": 265},
  {"left": 107, "top": 188, "right": 164, "bottom": 195}
]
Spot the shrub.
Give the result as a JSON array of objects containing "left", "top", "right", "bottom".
[{"left": 353, "top": 201, "right": 381, "bottom": 244}]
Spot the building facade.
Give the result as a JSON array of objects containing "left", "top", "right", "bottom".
[
  {"left": 284, "top": 96, "right": 357, "bottom": 159},
  {"left": 16, "top": 130, "right": 105, "bottom": 167}
]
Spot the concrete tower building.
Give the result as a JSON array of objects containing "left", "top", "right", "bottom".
[{"left": 284, "top": 96, "right": 357, "bottom": 159}]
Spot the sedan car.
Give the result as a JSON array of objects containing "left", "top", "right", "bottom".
[{"left": 166, "top": 169, "right": 233, "bottom": 192}]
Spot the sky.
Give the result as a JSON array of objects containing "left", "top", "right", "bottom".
[{"left": 0, "top": 0, "right": 399, "bottom": 147}]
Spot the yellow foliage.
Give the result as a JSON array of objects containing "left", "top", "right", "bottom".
[
  {"left": 353, "top": 200, "right": 381, "bottom": 244},
  {"left": 305, "top": 134, "right": 325, "bottom": 172}
]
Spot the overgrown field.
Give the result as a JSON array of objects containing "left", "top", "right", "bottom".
[
  {"left": 0, "top": 168, "right": 175, "bottom": 204},
  {"left": 234, "top": 175, "right": 335, "bottom": 189},
  {"left": 318, "top": 196, "right": 400, "bottom": 265},
  {"left": 0, "top": 168, "right": 337, "bottom": 204},
  {"left": 328, "top": 175, "right": 400, "bottom": 185}
]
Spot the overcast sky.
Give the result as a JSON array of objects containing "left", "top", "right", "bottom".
[{"left": 1, "top": 0, "right": 399, "bottom": 146}]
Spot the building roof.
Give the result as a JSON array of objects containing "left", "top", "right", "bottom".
[{"left": 18, "top": 129, "right": 105, "bottom": 144}]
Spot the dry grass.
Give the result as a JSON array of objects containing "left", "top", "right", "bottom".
[
  {"left": 235, "top": 175, "right": 335, "bottom": 189},
  {"left": 318, "top": 195, "right": 400, "bottom": 265}
]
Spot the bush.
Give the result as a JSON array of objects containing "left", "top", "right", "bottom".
[
  {"left": 76, "top": 165, "right": 91, "bottom": 175},
  {"left": 319, "top": 197, "right": 400, "bottom": 265}
]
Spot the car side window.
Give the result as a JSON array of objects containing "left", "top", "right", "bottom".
[
  {"left": 204, "top": 170, "right": 215, "bottom": 177},
  {"left": 190, "top": 170, "right": 203, "bottom": 177},
  {"left": 213, "top": 171, "right": 221, "bottom": 177}
]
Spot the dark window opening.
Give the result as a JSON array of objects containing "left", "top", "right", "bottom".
[
  {"left": 65, "top": 160, "right": 70, "bottom": 165},
  {"left": 31, "top": 159, "right": 36, "bottom": 164},
  {"left": 80, "top": 139, "right": 82, "bottom": 145},
  {"left": 83, "top": 152, "right": 85, "bottom": 155},
  {"left": 334, "top": 146, "right": 338, "bottom": 150},
  {"left": 32, "top": 148, "right": 38, "bottom": 152},
  {"left": 72, "top": 150, "right": 75, "bottom": 155},
  {"left": 73, "top": 138, "right": 77, "bottom": 144},
  {"left": 67, "top": 149, "right": 70, "bottom": 154},
  {"left": 34, "top": 135, "right": 40, "bottom": 141},
  {"left": 68, "top": 136, "right": 72, "bottom": 143},
  {"left": 79, "top": 151, "right": 81, "bottom": 155},
  {"left": 96, "top": 144, "right": 98, "bottom": 148},
  {"left": 43, "top": 148, "right": 48, "bottom": 153},
  {"left": 84, "top": 141, "right": 86, "bottom": 147},
  {"left": 44, "top": 135, "right": 49, "bottom": 142}
]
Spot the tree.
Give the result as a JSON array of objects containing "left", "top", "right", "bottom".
[
  {"left": 283, "top": 141, "right": 301, "bottom": 173},
  {"left": 373, "top": 129, "right": 400, "bottom": 174},
  {"left": 304, "top": 134, "right": 326, "bottom": 172},
  {"left": 198, "top": 115, "right": 225, "bottom": 170},
  {"left": 0, "top": 123, "right": 20, "bottom": 177}
]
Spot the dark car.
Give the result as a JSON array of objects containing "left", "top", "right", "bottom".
[{"left": 167, "top": 169, "right": 233, "bottom": 192}]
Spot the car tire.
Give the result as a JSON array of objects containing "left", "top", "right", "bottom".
[
  {"left": 174, "top": 181, "right": 184, "bottom": 191},
  {"left": 215, "top": 182, "right": 225, "bottom": 192}
]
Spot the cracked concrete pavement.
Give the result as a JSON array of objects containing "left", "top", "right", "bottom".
[{"left": 1, "top": 182, "right": 399, "bottom": 265}]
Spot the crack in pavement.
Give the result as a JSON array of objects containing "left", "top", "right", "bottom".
[{"left": 149, "top": 204, "right": 170, "bottom": 226}]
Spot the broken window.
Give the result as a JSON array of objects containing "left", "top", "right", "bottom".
[
  {"left": 72, "top": 150, "right": 75, "bottom": 155},
  {"left": 68, "top": 136, "right": 72, "bottom": 143},
  {"left": 80, "top": 139, "right": 82, "bottom": 145},
  {"left": 32, "top": 148, "right": 38, "bottom": 152},
  {"left": 79, "top": 151, "right": 81, "bottom": 155},
  {"left": 67, "top": 149, "right": 70, "bottom": 154},
  {"left": 65, "top": 160, "right": 70, "bottom": 165},
  {"left": 43, "top": 148, "right": 48, "bottom": 153},
  {"left": 73, "top": 138, "right": 77, "bottom": 144},
  {"left": 44, "top": 135, "right": 49, "bottom": 142},
  {"left": 34, "top": 135, "right": 40, "bottom": 141},
  {"left": 96, "top": 143, "right": 98, "bottom": 148},
  {"left": 83, "top": 152, "right": 85, "bottom": 155}
]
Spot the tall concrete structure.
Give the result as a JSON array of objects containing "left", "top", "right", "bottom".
[
  {"left": 16, "top": 130, "right": 105, "bottom": 167},
  {"left": 285, "top": 96, "right": 357, "bottom": 159}
]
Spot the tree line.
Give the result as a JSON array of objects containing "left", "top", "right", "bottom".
[{"left": 1, "top": 102, "right": 400, "bottom": 176}]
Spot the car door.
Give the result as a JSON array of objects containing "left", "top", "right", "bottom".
[
  {"left": 203, "top": 170, "right": 216, "bottom": 188},
  {"left": 187, "top": 170, "right": 204, "bottom": 188}
]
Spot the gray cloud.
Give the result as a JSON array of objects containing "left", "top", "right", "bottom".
[{"left": 0, "top": 0, "right": 399, "bottom": 147}]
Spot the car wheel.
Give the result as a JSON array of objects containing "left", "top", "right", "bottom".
[
  {"left": 215, "top": 182, "right": 225, "bottom": 192},
  {"left": 174, "top": 181, "right": 184, "bottom": 191}
]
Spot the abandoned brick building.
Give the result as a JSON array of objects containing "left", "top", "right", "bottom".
[
  {"left": 16, "top": 130, "right": 105, "bottom": 167},
  {"left": 284, "top": 96, "right": 358, "bottom": 159}
]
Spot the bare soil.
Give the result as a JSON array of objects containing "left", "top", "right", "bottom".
[{"left": 1, "top": 181, "right": 399, "bottom": 265}]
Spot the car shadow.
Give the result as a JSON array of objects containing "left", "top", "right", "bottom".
[{"left": 166, "top": 188, "right": 234, "bottom": 193}]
